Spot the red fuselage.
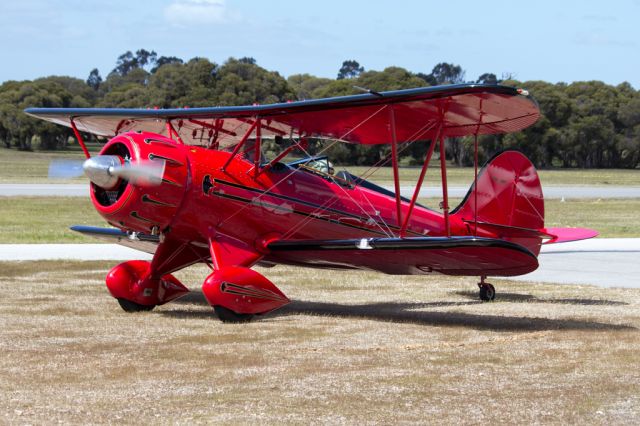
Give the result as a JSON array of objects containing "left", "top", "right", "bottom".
[{"left": 90, "top": 132, "right": 478, "bottom": 263}]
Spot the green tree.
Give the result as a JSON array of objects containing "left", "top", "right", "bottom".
[
  {"left": 212, "top": 57, "right": 294, "bottom": 105},
  {"left": 337, "top": 60, "right": 364, "bottom": 80},
  {"left": 7, "top": 50, "right": 639, "bottom": 168},
  {"left": 428, "top": 63, "right": 466, "bottom": 85},
  {"left": 0, "top": 79, "right": 89, "bottom": 150},
  {"left": 151, "top": 56, "right": 184, "bottom": 73},
  {"left": 476, "top": 73, "right": 498, "bottom": 85},
  {"left": 87, "top": 68, "right": 102, "bottom": 91},
  {"left": 111, "top": 49, "right": 158, "bottom": 76},
  {"left": 357, "top": 67, "right": 428, "bottom": 92},
  {"left": 287, "top": 74, "right": 332, "bottom": 100}
]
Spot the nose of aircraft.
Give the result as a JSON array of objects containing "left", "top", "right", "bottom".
[
  {"left": 82, "top": 155, "right": 121, "bottom": 189},
  {"left": 83, "top": 155, "right": 166, "bottom": 189}
]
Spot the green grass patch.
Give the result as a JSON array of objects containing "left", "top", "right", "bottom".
[
  {"left": 0, "top": 146, "right": 97, "bottom": 183},
  {"left": 0, "top": 196, "right": 638, "bottom": 243},
  {"left": 419, "top": 197, "right": 640, "bottom": 238},
  {"left": 544, "top": 198, "right": 640, "bottom": 238},
  {"left": 0, "top": 196, "right": 104, "bottom": 243},
  {"left": 347, "top": 165, "right": 640, "bottom": 187}
]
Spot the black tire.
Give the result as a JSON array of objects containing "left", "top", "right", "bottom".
[
  {"left": 214, "top": 306, "right": 254, "bottom": 323},
  {"left": 117, "top": 298, "right": 156, "bottom": 312},
  {"left": 479, "top": 284, "right": 496, "bottom": 302}
]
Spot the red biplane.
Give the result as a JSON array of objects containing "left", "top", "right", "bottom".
[{"left": 26, "top": 84, "right": 597, "bottom": 322}]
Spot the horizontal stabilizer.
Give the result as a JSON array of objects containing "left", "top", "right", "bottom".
[
  {"left": 267, "top": 236, "right": 538, "bottom": 276},
  {"left": 542, "top": 227, "right": 599, "bottom": 244}
]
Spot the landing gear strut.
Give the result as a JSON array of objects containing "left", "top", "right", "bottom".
[{"left": 478, "top": 276, "right": 496, "bottom": 302}]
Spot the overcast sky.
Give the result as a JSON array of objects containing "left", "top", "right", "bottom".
[{"left": 1, "top": 0, "right": 639, "bottom": 88}]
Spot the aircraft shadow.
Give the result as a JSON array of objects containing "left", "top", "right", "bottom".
[
  {"left": 164, "top": 292, "right": 633, "bottom": 331},
  {"left": 454, "top": 290, "right": 629, "bottom": 306}
]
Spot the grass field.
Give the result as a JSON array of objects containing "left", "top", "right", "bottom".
[
  {"left": 2, "top": 146, "right": 639, "bottom": 186},
  {"left": 347, "top": 165, "right": 640, "bottom": 187},
  {"left": 0, "top": 197, "right": 103, "bottom": 243},
  {"left": 1, "top": 196, "right": 639, "bottom": 243},
  {"left": 1, "top": 261, "right": 639, "bottom": 423},
  {"left": 0, "top": 147, "right": 88, "bottom": 183}
]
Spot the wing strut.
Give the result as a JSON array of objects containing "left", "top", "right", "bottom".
[
  {"left": 166, "top": 120, "right": 185, "bottom": 144},
  {"left": 257, "top": 137, "right": 307, "bottom": 177},
  {"left": 389, "top": 106, "right": 403, "bottom": 230},
  {"left": 253, "top": 119, "right": 261, "bottom": 178},
  {"left": 70, "top": 118, "right": 90, "bottom": 159},
  {"left": 472, "top": 100, "right": 485, "bottom": 237},
  {"left": 399, "top": 125, "right": 440, "bottom": 237},
  {"left": 221, "top": 119, "right": 259, "bottom": 172},
  {"left": 473, "top": 132, "right": 479, "bottom": 236},
  {"left": 439, "top": 132, "right": 450, "bottom": 237}
]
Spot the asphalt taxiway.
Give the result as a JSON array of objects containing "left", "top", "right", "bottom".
[{"left": 1, "top": 239, "right": 638, "bottom": 289}]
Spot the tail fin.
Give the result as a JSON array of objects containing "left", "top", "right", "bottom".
[
  {"left": 452, "top": 150, "right": 546, "bottom": 254},
  {"left": 452, "top": 150, "right": 597, "bottom": 254}
]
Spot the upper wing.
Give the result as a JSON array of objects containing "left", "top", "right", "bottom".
[
  {"left": 24, "top": 84, "right": 539, "bottom": 148},
  {"left": 266, "top": 236, "right": 538, "bottom": 277}
]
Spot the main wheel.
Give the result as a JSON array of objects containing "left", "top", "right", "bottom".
[
  {"left": 214, "top": 306, "right": 254, "bottom": 323},
  {"left": 479, "top": 283, "right": 496, "bottom": 302},
  {"left": 117, "top": 298, "right": 156, "bottom": 312}
]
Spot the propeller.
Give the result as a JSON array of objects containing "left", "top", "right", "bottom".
[{"left": 48, "top": 155, "right": 166, "bottom": 188}]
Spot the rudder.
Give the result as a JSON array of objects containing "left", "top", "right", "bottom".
[{"left": 452, "top": 150, "right": 545, "bottom": 254}]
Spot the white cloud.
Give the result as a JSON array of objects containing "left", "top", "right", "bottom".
[
  {"left": 574, "top": 32, "right": 636, "bottom": 48},
  {"left": 164, "top": 0, "right": 228, "bottom": 26}
]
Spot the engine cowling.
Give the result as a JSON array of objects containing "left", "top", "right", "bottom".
[{"left": 90, "top": 132, "right": 188, "bottom": 234}]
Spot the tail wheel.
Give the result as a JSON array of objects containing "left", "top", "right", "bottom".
[
  {"left": 478, "top": 283, "right": 496, "bottom": 302},
  {"left": 214, "top": 306, "right": 254, "bottom": 323},
  {"left": 117, "top": 298, "right": 156, "bottom": 312}
]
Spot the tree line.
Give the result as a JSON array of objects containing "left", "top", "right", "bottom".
[{"left": 1, "top": 49, "right": 638, "bottom": 169}]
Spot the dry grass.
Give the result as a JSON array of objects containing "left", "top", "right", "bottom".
[{"left": 1, "top": 261, "right": 639, "bottom": 424}]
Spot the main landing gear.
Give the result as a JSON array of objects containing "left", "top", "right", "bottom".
[
  {"left": 106, "top": 260, "right": 190, "bottom": 313},
  {"left": 478, "top": 276, "right": 496, "bottom": 302},
  {"left": 202, "top": 266, "right": 290, "bottom": 323},
  {"left": 117, "top": 298, "right": 156, "bottom": 312},
  {"left": 213, "top": 306, "right": 254, "bottom": 323}
]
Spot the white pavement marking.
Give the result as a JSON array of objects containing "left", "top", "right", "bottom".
[
  {"left": 1, "top": 239, "right": 639, "bottom": 288},
  {"left": 2, "top": 183, "right": 640, "bottom": 199},
  {"left": 0, "top": 244, "right": 151, "bottom": 261},
  {"left": 0, "top": 184, "right": 88, "bottom": 196}
]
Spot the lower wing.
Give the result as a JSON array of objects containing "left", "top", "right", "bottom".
[
  {"left": 266, "top": 236, "right": 538, "bottom": 277},
  {"left": 72, "top": 226, "right": 538, "bottom": 277}
]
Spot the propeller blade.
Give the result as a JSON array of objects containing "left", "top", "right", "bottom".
[{"left": 48, "top": 160, "right": 85, "bottom": 179}]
